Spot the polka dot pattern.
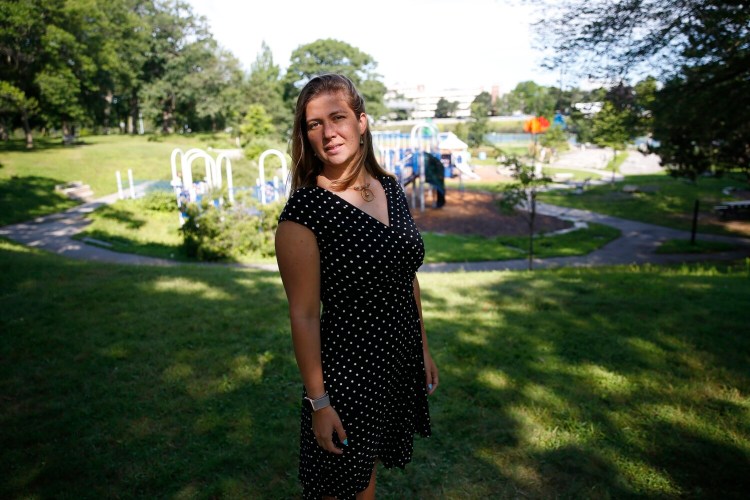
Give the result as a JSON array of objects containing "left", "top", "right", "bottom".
[{"left": 279, "top": 174, "right": 431, "bottom": 499}]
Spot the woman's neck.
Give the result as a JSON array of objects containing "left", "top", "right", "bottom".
[{"left": 320, "top": 166, "right": 370, "bottom": 187}]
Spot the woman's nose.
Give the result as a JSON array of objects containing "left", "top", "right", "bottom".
[{"left": 323, "top": 122, "right": 337, "bottom": 139}]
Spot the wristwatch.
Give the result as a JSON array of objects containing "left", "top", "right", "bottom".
[{"left": 303, "top": 392, "right": 331, "bottom": 412}]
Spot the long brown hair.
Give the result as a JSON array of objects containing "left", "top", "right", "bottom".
[{"left": 289, "top": 73, "right": 391, "bottom": 191}]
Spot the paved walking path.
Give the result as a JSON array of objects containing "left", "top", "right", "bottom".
[{"left": 2, "top": 150, "right": 749, "bottom": 273}]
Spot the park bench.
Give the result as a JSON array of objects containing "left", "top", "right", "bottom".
[{"left": 714, "top": 200, "right": 750, "bottom": 219}]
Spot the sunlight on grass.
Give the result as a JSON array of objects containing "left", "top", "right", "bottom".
[
  {"left": 148, "top": 277, "right": 232, "bottom": 300},
  {"left": 3, "top": 241, "right": 750, "bottom": 497},
  {"left": 574, "top": 364, "right": 633, "bottom": 398},
  {"left": 477, "top": 369, "right": 511, "bottom": 390},
  {"left": 614, "top": 456, "right": 679, "bottom": 496}
]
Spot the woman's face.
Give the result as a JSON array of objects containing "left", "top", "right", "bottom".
[{"left": 305, "top": 91, "right": 367, "bottom": 172}]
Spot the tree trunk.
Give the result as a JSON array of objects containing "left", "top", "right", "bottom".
[
  {"left": 528, "top": 194, "right": 536, "bottom": 271},
  {"left": 21, "top": 111, "right": 33, "bottom": 148},
  {"left": 62, "top": 120, "right": 73, "bottom": 145},
  {"left": 103, "top": 89, "right": 113, "bottom": 135},
  {"left": 0, "top": 121, "right": 9, "bottom": 141},
  {"left": 128, "top": 92, "right": 138, "bottom": 134}
]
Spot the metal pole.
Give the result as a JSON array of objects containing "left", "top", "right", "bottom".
[{"left": 690, "top": 199, "right": 699, "bottom": 245}]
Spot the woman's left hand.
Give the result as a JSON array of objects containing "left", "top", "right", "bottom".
[{"left": 424, "top": 349, "right": 439, "bottom": 395}]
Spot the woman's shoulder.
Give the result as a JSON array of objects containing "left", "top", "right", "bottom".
[{"left": 278, "top": 186, "right": 322, "bottom": 224}]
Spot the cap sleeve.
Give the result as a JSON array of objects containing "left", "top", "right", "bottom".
[{"left": 277, "top": 187, "right": 323, "bottom": 238}]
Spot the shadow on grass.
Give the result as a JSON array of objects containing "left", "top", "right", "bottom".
[
  {"left": 0, "top": 176, "right": 80, "bottom": 226},
  {"left": 0, "top": 241, "right": 299, "bottom": 498},
  {"left": 406, "top": 269, "right": 750, "bottom": 497},
  {"left": 2, "top": 242, "right": 749, "bottom": 498},
  {"left": 0, "top": 138, "right": 90, "bottom": 153},
  {"left": 88, "top": 204, "right": 146, "bottom": 230}
]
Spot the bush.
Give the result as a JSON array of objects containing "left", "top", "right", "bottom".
[
  {"left": 141, "top": 190, "right": 176, "bottom": 212},
  {"left": 180, "top": 199, "right": 283, "bottom": 261}
]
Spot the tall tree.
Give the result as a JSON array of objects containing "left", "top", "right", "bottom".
[
  {"left": 534, "top": 0, "right": 750, "bottom": 179},
  {"left": 434, "top": 97, "right": 458, "bottom": 118},
  {"left": 283, "top": 39, "right": 387, "bottom": 119},
  {"left": 246, "top": 42, "right": 290, "bottom": 136},
  {"left": 468, "top": 92, "right": 491, "bottom": 147}
]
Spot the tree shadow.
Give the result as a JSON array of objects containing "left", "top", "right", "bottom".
[
  {"left": 396, "top": 268, "right": 750, "bottom": 497},
  {"left": 0, "top": 138, "right": 91, "bottom": 153},
  {"left": 88, "top": 204, "right": 146, "bottom": 230},
  {"left": 2, "top": 247, "right": 749, "bottom": 498},
  {"left": 0, "top": 175, "right": 79, "bottom": 226}
]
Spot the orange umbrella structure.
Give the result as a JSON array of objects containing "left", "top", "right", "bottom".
[{"left": 523, "top": 116, "right": 551, "bottom": 134}]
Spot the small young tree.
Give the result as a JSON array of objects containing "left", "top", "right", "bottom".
[{"left": 497, "top": 155, "right": 552, "bottom": 270}]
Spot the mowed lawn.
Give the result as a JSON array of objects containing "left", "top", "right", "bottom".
[
  {"left": 0, "top": 135, "right": 279, "bottom": 226},
  {"left": 2, "top": 239, "right": 749, "bottom": 498}
]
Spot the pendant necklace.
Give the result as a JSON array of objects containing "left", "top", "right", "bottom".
[{"left": 352, "top": 183, "right": 375, "bottom": 202}]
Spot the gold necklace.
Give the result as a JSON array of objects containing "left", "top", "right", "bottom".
[{"left": 351, "top": 182, "right": 375, "bottom": 202}]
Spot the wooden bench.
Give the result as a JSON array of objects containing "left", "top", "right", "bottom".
[{"left": 714, "top": 200, "right": 750, "bottom": 219}]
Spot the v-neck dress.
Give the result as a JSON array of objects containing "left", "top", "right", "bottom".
[{"left": 278, "top": 174, "right": 431, "bottom": 499}]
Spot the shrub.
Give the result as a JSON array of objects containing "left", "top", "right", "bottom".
[
  {"left": 180, "top": 199, "right": 284, "bottom": 261},
  {"left": 141, "top": 190, "right": 176, "bottom": 212}
]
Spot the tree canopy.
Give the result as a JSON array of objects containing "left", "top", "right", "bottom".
[
  {"left": 534, "top": 0, "right": 750, "bottom": 179},
  {"left": 282, "top": 39, "right": 387, "bottom": 119}
]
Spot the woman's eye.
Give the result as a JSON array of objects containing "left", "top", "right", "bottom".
[{"left": 307, "top": 122, "right": 319, "bottom": 130}]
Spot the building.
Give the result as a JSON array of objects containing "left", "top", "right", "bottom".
[{"left": 385, "top": 83, "right": 500, "bottom": 120}]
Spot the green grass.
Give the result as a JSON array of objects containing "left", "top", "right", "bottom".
[
  {"left": 0, "top": 134, "right": 285, "bottom": 226},
  {"left": 73, "top": 196, "right": 187, "bottom": 261},
  {"left": 422, "top": 223, "right": 621, "bottom": 263},
  {"left": 73, "top": 195, "right": 277, "bottom": 264},
  {"left": 2, "top": 239, "right": 749, "bottom": 498},
  {"left": 543, "top": 167, "right": 596, "bottom": 182},
  {"left": 76, "top": 198, "right": 618, "bottom": 265},
  {"left": 539, "top": 173, "right": 750, "bottom": 237},
  {"left": 0, "top": 175, "right": 80, "bottom": 226},
  {"left": 656, "top": 239, "right": 739, "bottom": 254}
]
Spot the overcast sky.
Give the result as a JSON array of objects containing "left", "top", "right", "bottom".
[{"left": 187, "top": 0, "right": 566, "bottom": 93}]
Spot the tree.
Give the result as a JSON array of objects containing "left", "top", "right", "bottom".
[
  {"left": 0, "top": 82, "right": 38, "bottom": 147},
  {"left": 246, "top": 41, "right": 290, "bottom": 136},
  {"left": 283, "top": 39, "right": 387, "bottom": 119},
  {"left": 239, "top": 104, "right": 275, "bottom": 143},
  {"left": 591, "top": 101, "right": 632, "bottom": 181},
  {"left": 468, "top": 92, "right": 491, "bottom": 147},
  {"left": 434, "top": 97, "right": 458, "bottom": 118},
  {"left": 534, "top": 0, "right": 750, "bottom": 180},
  {"left": 497, "top": 155, "right": 552, "bottom": 270}
]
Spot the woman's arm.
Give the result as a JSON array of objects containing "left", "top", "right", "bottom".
[
  {"left": 413, "top": 275, "right": 439, "bottom": 395},
  {"left": 276, "top": 221, "right": 347, "bottom": 454}
]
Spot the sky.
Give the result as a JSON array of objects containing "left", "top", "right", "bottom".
[{"left": 187, "top": 0, "right": 566, "bottom": 94}]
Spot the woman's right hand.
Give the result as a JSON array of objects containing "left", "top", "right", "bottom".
[{"left": 311, "top": 406, "right": 348, "bottom": 454}]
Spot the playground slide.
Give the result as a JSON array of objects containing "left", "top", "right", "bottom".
[{"left": 455, "top": 161, "right": 480, "bottom": 180}]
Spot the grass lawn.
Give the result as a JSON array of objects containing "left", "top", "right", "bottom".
[
  {"left": 539, "top": 172, "right": 750, "bottom": 237},
  {"left": 0, "top": 134, "right": 283, "bottom": 226},
  {"left": 422, "top": 223, "right": 620, "bottom": 263},
  {"left": 74, "top": 197, "right": 618, "bottom": 265},
  {"left": 543, "top": 166, "right": 597, "bottom": 182},
  {"left": 656, "top": 239, "right": 739, "bottom": 254},
  {"left": 2, "top": 239, "right": 749, "bottom": 498},
  {"left": 73, "top": 194, "right": 277, "bottom": 265}
]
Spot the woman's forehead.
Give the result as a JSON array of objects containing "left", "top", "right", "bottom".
[{"left": 306, "top": 91, "right": 351, "bottom": 114}]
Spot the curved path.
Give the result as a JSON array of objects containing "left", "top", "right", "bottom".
[{"left": 2, "top": 192, "right": 749, "bottom": 273}]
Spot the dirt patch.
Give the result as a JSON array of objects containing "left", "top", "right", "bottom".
[{"left": 411, "top": 190, "right": 572, "bottom": 238}]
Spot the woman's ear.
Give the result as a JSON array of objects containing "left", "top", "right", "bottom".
[{"left": 358, "top": 113, "right": 367, "bottom": 135}]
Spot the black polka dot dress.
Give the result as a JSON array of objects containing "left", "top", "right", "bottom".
[{"left": 278, "top": 174, "right": 432, "bottom": 499}]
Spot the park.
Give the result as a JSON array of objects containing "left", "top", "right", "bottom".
[{"left": 2, "top": 0, "right": 750, "bottom": 498}]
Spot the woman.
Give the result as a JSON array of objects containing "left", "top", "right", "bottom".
[{"left": 275, "top": 74, "right": 438, "bottom": 499}]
